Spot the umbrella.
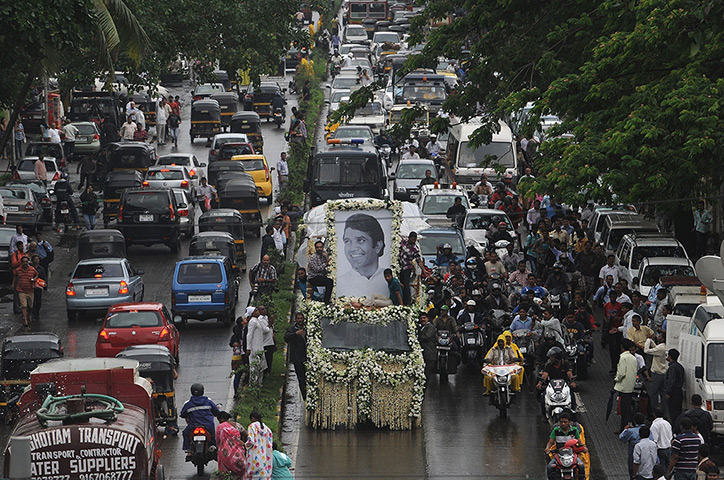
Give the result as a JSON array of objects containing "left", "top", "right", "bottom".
[{"left": 605, "top": 389, "right": 616, "bottom": 422}]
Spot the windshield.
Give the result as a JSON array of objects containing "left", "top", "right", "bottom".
[
  {"left": 458, "top": 141, "right": 515, "bottom": 169},
  {"left": 320, "top": 318, "right": 410, "bottom": 352},
  {"left": 26, "top": 144, "right": 62, "bottom": 158},
  {"left": 238, "top": 159, "right": 265, "bottom": 171},
  {"left": 73, "top": 263, "right": 124, "bottom": 279},
  {"left": 315, "top": 157, "right": 379, "bottom": 186},
  {"left": 396, "top": 163, "right": 433, "bottom": 180},
  {"left": 465, "top": 212, "right": 513, "bottom": 230},
  {"left": 354, "top": 103, "right": 383, "bottom": 116},
  {"left": 389, "top": 109, "right": 427, "bottom": 124},
  {"left": 641, "top": 265, "right": 695, "bottom": 286},
  {"left": 418, "top": 233, "right": 465, "bottom": 256},
  {"left": 74, "top": 124, "right": 98, "bottom": 135},
  {"left": 631, "top": 246, "right": 686, "bottom": 268},
  {"left": 0, "top": 188, "right": 29, "bottom": 200},
  {"left": 346, "top": 25, "right": 367, "bottom": 35},
  {"left": 332, "top": 91, "right": 349, "bottom": 103},
  {"left": 707, "top": 343, "right": 724, "bottom": 381},
  {"left": 374, "top": 33, "right": 399, "bottom": 44},
  {"left": 195, "top": 84, "right": 224, "bottom": 94},
  {"left": 176, "top": 262, "right": 223, "bottom": 284},
  {"left": 332, "top": 76, "right": 360, "bottom": 90},
  {"left": 422, "top": 194, "right": 469, "bottom": 215},
  {"left": 220, "top": 145, "right": 253, "bottom": 159},
  {"left": 18, "top": 160, "right": 56, "bottom": 172},
  {"left": 214, "top": 136, "right": 248, "bottom": 148},
  {"left": 333, "top": 127, "right": 373, "bottom": 141},
  {"left": 0, "top": 229, "right": 15, "bottom": 245},
  {"left": 401, "top": 85, "right": 446, "bottom": 102},
  {"left": 673, "top": 303, "right": 701, "bottom": 317},
  {"left": 147, "top": 169, "right": 184, "bottom": 180},
  {"left": 107, "top": 311, "right": 162, "bottom": 328},
  {"left": 158, "top": 155, "right": 192, "bottom": 166},
  {"left": 123, "top": 192, "right": 169, "bottom": 212},
  {"left": 111, "top": 150, "right": 148, "bottom": 169}
]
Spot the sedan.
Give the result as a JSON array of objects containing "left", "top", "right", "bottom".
[
  {"left": 331, "top": 125, "right": 375, "bottom": 143},
  {"left": 13, "top": 158, "right": 60, "bottom": 188},
  {"left": 156, "top": 153, "right": 206, "bottom": 180},
  {"left": 172, "top": 188, "right": 196, "bottom": 238},
  {"left": 65, "top": 258, "right": 145, "bottom": 321},
  {"left": 6, "top": 180, "right": 53, "bottom": 226},
  {"left": 96, "top": 302, "right": 179, "bottom": 361},
  {"left": 462, "top": 208, "right": 516, "bottom": 252},
  {"left": 143, "top": 166, "right": 195, "bottom": 195},
  {"left": 71, "top": 121, "right": 102, "bottom": 156},
  {"left": 0, "top": 185, "right": 44, "bottom": 232},
  {"left": 391, "top": 158, "right": 437, "bottom": 202}
]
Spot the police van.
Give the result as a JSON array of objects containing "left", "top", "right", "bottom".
[
  {"left": 396, "top": 73, "right": 448, "bottom": 111},
  {"left": 305, "top": 139, "right": 389, "bottom": 207}
]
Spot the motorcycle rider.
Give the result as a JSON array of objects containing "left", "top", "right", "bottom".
[
  {"left": 521, "top": 273, "right": 548, "bottom": 299},
  {"left": 489, "top": 182, "right": 512, "bottom": 208},
  {"left": 53, "top": 173, "right": 80, "bottom": 226},
  {"left": 545, "top": 262, "right": 570, "bottom": 313},
  {"left": 537, "top": 346, "right": 577, "bottom": 412},
  {"left": 564, "top": 310, "right": 593, "bottom": 362},
  {"left": 544, "top": 411, "right": 587, "bottom": 479},
  {"left": 271, "top": 92, "right": 287, "bottom": 121},
  {"left": 330, "top": 48, "right": 344, "bottom": 73},
  {"left": 434, "top": 304, "right": 460, "bottom": 367},
  {"left": 538, "top": 307, "right": 565, "bottom": 346},
  {"left": 537, "top": 331, "right": 565, "bottom": 366},
  {"left": 435, "top": 243, "right": 456, "bottom": 267},
  {"left": 180, "top": 383, "right": 220, "bottom": 459},
  {"left": 425, "top": 134, "right": 442, "bottom": 156},
  {"left": 483, "top": 335, "right": 517, "bottom": 394},
  {"left": 374, "top": 128, "right": 394, "bottom": 147},
  {"left": 550, "top": 408, "right": 591, "bottom": 479},
  {"left": 484, "top": 283, "right": 511, "bottom": 312},
  {"left": 456, "top": 299, "right": 485, "bottom": 326},
  {"left": 490, "top": 220, "right": 515, "bottom": 245}
]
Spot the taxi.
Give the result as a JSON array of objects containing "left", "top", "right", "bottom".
[{"left": 229, "top": 154, "right": 274, "bottom": 202}]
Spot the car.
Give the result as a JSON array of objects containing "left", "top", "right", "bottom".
[
  {"left": 330, "top": 125, "right": 375, "bottom": 143},
  {"left": 417, "top": 228, "right": 466, "bottom": 269},
  {"left": 172, "top": 188, "right": 196, "bottom": 238},
  {"left": 95, "top": 302, "right": 179, "bottom": 361},
  {"left": 330, "top": 74, "right": 361, "bottom": 92},
  {"left": 156, "top": 153, "right": 206, "bottom": 180},
  {"left": 171, "top": 256, "right": 238, "bottom": 325},
  {"left": 143, "top": 165, "right": 196, "bottom": 195},
  {"left": 208, "top": 133, "right": 250, "bottom": 163},
  {"left": 616, "top": 232, "right": 688, "bottom": 289},
  {"left": 70, "top": 121, "right": 102, "bottom": 156},
  {"left": 344, "top": 24, "right": 369, "bottom": 44},
  {"left": 462, "top": 208, "right": 515, "bottom": 252},
  {"left": 347, "top": 101, "right": 386, "bottom": 134},
  {"left": 6, "top": 180, "right": 53, "bottom": 226},
  {"left": 587, "top": 206, "right": 637, "bottom": 244},
  {"left": 217, "top": 142, "right": 255, "bottom": 161},
  {"left": 117, "top": 187, "right": 182, "bottom": 252},
  {"left": 65, "top": 257, "right": 145, "bottom": 321},
  {"left": 372, "top": 31, "right": 401, "bottom": 46},
  {"left": 230, "top": 154, "right": 274, "bottom": 202},
  {"left": 0, "top": 226, "right": 16, "bottom": 274},
  {"left": 13, "top": 157, "right": 60, "bottom": 188},
  {"left": 0, "top": 185, "right": 44, "bottom": 232},
  {"left": 328, "top": 89, "right": 351, "bottom": 114},
  {"left": 285, "top": 45, "right": 306, "bottom": 71},
  {"left": 24, "top": 142, "right": 66, "bottom": 168},
  {"left": 416, "top": 183, "right": 470, "bottom": 227},
  {"left": 191, "top": 83, "right": 225, "bottom": 102},
  {"left": 391, "top": 158, "right": 437, "bottom": 202},
  {"left": 634, "top": 257, "right": 697, "bottom": 298},
  {"left": 339, "top": 43, "right": 362, "bottom": 56}
]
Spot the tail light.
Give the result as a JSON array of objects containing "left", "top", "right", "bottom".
[
  {"left": 193, "top": 95, "right": 203, "bottom": 101},
  {"left": 41, "top": 196, "right": 51, "bottom": 206},
  {"left": 193, "top": 427, "right": 207, "bottom": 436},
  {"left": 24, "top": 201, "right": 34, "bottom": 211},
  {"left": 118, "top": 281, "right": 129, "bottom": 294},
  {"left": 209, "top": 149, "right": 216, "bottom": 158},
  {"left": 52, "top": 171, "right": 60, "bottom": 181},
  {"left": 169, "top": 204, "right": 175, "bottom": 220},
  {"left": 94, "top": 134, "right": 100, "bottom": 140},
  {"left": 159, "top": 327, "right": 170, "bottom": 340},
  {"left": 66, "top": 283, "right": 76, "bottom": 296},
  {"left": 98, "top": 329, "right": 111, "bottom": 343},
  {"left": 180, "top": 180, "right": 189, "bottom": 188},
  {"left": 179, "top": 209, "right": 189, "bottom": 217},
  {"left": 12, "top": 171, "right": 20, "bottom": 180},
  {"left": 189, "top": 169, "right": 196, "bottom": 177},
  {"left": 264, "top": 163, "right": 270, "bottom": 181},
  {"left": 118, "top": 205, "right": 124, "bottom": 222},
  {"left": 142, "top": 181, "right": 149, "bottom": 187}
]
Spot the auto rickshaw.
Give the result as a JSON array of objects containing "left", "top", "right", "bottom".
[
  {"left": 207, "top": 160, "right": 246, "bottom": 189},
  {"left": 216, "top": 170, "right": 254, "bottom": 193},
  {"left": 230, "top": 111, "right": 264, "bottom": 153},
  {"left": 190, "top": 231, "right": 239, "bottom": 272},
  {"left": 116, "top": 345, "right": 178, "bottom": 433},
  {"left": 210, "top": 92, "right": 239, "bottom": 132},
  {"left": 197, "top": 209, "right": 247, "bottom": 271},
  {"left": 106, "top": 141, "right": 156, "bottom": 173},
  {"left": 190, "top": 99, "right": 221, "bottom": 144},
  {"left": 212, "top": 70, "right": 232, "bottom": 91},
  {"left": 219, "top": 178, "right": 262, "bottom": 238},
  {"left": 77, "top": 229, "right": 127, "bottom": 260},
  {"left": 103, "top": 170, "right": 144, "bottom": 227},
  {"left": 0, "top": 333, "right": 63, "bottom": 424}
]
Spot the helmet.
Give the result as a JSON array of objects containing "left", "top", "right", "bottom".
[
  {"left": 491, "top": 283, "right": 501, "bottom": 291},
  {"left": 191, "top": 383, "right": 205, "bottom": 396},
  {"left": 430, "top": 133, "right": 437, "bottom": 138},
  {"left": 533, "top": 297, "right": 543, "bottom": 305},
  {"left": 442, "top": 243, "right": 452, "bottom": 250},
  {"left": 466, "top": 257, "right": 477, "bottom": 268},
  {"left": 547, "top": 346, "right": 563, "bottom": 360},
  {"left": 471, "top": 289, "right": 482, "bottom": 296},
  {"left": 498, "top": 221, "right": 507, "bottom": 228},
  {"left": 496, "top": 182, "right": 505, "bottom": 189},
  {"left": 503, "top": 173, "right": 513, "bottom": 182}
]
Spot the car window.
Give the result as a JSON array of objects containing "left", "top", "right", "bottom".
[
  {"left": 464, "top": 213, "right": 511, "bottom": 230},
  {"left": 0, "top": 188, "right": 28, "bottom": 200},
  {"left": 73, "top": 263, "right": 125, "bottom": 279},
  {"left": 422, "top": 195, "right": 469, "bottom": 215},
  {"left": 147, "top": 169, "right": 185, "bottom": 180},
  {"left": 418, "top": 234, "right": 465, "bottom": 256},
  {"left": 158, "top": 155, "right": 191, "bottom": 166},
  {"left": 123, "top": 192, "right": 169, "bottom": 212},
  {"left": 214, "top": 136, "right": 247, "bottom": 149},
  {"left": 75, "top": 124, "right": 98, "bottom": 135},
  {"left": 238, "top": 159, "right": 264, "bottom": 171},
  {"left": 221, "top": 145, "right": 253, "bottom": 159},
  {"left": 176, "top": 262, "right": 223, "bottom": 284},
  {"left": 107, "top": 311, "right": 162, "bottom": 328},
  {"left": 631, "top": 246, "right": 686, "bottom": 269},
  {"left": 0, "top": 229, "right": 15, "bottom": 245},
  {"left": 397, "top": 163, "right": 432, "bottom": 179},
  {"left": 641, "top": 265, "right": 695, "bottom": 286}
]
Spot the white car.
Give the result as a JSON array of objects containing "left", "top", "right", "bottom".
[
  {"left": 635, "top": 257, "right": 696, "bottom": 298},
  {"left": 462, "top": 208, "right": 515, "bottom": 251},
  {"left": 143, "top": 165, "right": 195, "bottom": 196},
  {"left": 328, "top": 90, "right": 350, "bottom": 114},
  {"left": 208, "top": 133, "right": 250, "bottom": 163},
  {"left": 347, "top": 101, "right": 386, "bottom": 134},
  {"left": 372, "top": 31, "right": 400, "bottom": 46},
  {"left": 14, "top": 157, "right": 60, "bottom": 188},
  {"left": 416, "top": 184, "right": 470, "bottom": 227},
  {"left": 156, "top": 153, "right": 206, "bottom": 183},
  {"left": 344, "top": 25, "right": 368, "bottom": 44}
]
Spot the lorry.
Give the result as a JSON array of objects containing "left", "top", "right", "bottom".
[{"left": 3, "top": 357, "right": 164, "bottom": 480}]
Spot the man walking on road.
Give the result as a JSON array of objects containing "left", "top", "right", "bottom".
[
  {"left": 615, "top": 339, "right": 638, "bottom": 433},
  {"left": 675, "top": 394, "right": 714, "bottom": 446},
  {"left": 277, "top": 152, "right": 289, "bottom": 189},
  {"left": 650, "top": 406, "right": 673, "bottom": 470},
  {"left": 665, "top": 348, "right": 685, "bottom": 425},
  {"left": 668, "top": 417, "right": 701, "bottom": 479},
  {"left": 633, "top": 424, "right": 658, "bottom": 480},
  {"left": 12, "top": 255, "right": 37, "bottom": 327}
]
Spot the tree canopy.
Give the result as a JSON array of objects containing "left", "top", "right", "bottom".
[{"left": 408, "top": 0, "right": 724, "bottom": 206}]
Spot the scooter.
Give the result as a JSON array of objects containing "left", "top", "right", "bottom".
[
  {"left": 482, "top": 364, "right": 522, "bottom": 418},
  {"left": 189, "top": 424, "right": 217, "bottom": 475},
  {"left": 493, "top": 239, "right": 510, "bottom": 262},
  {"left": 544, "top": 379, "right": 573, "bottom": 424},
  {"left": 273, "top": 107, "right": 285, "bottom": 128},
  {"left": 460, "top": 322, "right": 485, "bottom": 367},
  {"left": 436, "top": 330, "right": 454, "bottom": 384}
]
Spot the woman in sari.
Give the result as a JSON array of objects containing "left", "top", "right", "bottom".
[
  {"left": 246, "top": 411, "right": 273, "bottom": 479},
  {"left": 216, "top": 411, "right": 248, "bottom": 478}
]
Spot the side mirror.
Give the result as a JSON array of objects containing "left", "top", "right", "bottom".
[
  {"left": 200, "top": 162, "right": 207, "bottom": 167},
  {"left": 325, "top": 100, "right": 330, "bottom": 105},
  {"left": 325, "top": 84, "right": 332, "bottom": 89},
  {"left": 695, "top": 366, "right": 703, "bottom": 379},
  {"left": 136, "top": 269, "right": 145, "bottom": 275}
]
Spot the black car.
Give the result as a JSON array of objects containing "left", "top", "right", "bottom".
[{"left": 117, "top": 188, "right": 182, "bottom": 252}]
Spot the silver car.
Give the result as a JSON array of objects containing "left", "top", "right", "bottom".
[
  {"left": 65, "top": 258, "right": 145, "bottom": 320},
  {"left": 0, "top": 185, "right": 44, "bottom": 232},
  {"left": 14, "top": 158, "right": 60, "bottom": 188},
  {"left": 71, "top": 121, "right": 102, "bottom": 155},
  {"left": 172, "top": 188, "right": 196, "bottom": 238},
  {"left": 156, "top": 153, "right": 206, "bottom": 186},
  {"left": 144, "top": 165, "right": 195, "bottom": 197}
]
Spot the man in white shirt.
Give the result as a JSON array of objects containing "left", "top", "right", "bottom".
[
  {"left": 599, "top": 254, "right": 621, "bottom": 286},
  {"left": 246, "top": 307, "right": 271, "bottom": 387},
  {"left": 401, "top": 145, "right": 420, "bottom": 160},
  {"left": 257, "top": 305, "right": 275, "bottom": 375},
  {"left": 425, "top": 135, "right": 442, "bottom": 156},
  {"left": 135, "top": 105, "right": 146, "bottom": 131},
  {"left": 645, "top": 333, "right": 669, "bottom": 413},
  {"left": 649, "top": 406, "right": 673, "bottom": 470},
  {"left": 47, "top": 125, "right": 61, "bottom": 144},
  {"left": 61, "top": 119, "right": 79, "bottom": 160},
  {"left": 277, "top": 152, "right": 289, "bottom": 189}
]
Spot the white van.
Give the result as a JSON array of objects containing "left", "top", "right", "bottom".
[{"left": 446, "top": 118, "right": 518, "bottom": 189}]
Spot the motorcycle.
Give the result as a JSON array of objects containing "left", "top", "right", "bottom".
[
  {"left": 512, "top": 328, "right": 538, "bottom": 383},
  {"left": 549, "top": 292, "right": 563, "bottom": 318},
  {"left": 288, "top": 79, "right": 298, "bottom": 95},
  {"left": 460, "top": 322, "right": 485, "bottom": 367},
  {"left": 564, "top": 331, "right": 590, "bottom": 381},
  {"left": 548, "top": 439, "right": 583, "bottom": 480},
  {"left": 379, "top": 143, "right": 392, "bottom": 169},
  {"left": 482, "top": 364, "right": 522, "bottom": 418},
  {"left": 189, "top": 424, "right": 216, "bottom": 475},
  {"left": 436, "top": 330, "right": 455, "bottom": 384},
  {"left": 493, "top": 239, "right": 510, "bottom": 262},
  {"left": 57, "top": 199, "right": 73, "bottom": 233},
  {"left": 544, "top": 379, "right": 573, "bottom": 424},
  {"left": 273, "top": 107, "right": 285, "bottom": 128}
]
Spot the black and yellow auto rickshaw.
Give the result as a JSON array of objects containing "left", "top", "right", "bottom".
[
  {"left": 197, "top": 209, "right": 247, "bottom": 271},
  {"left": 0, "top": 333, "right": 63, "bottom": 424},
  {"left": 212, "top": 70, "right": 232, "bottom": 91},
  {"left": 77, "top": 229, "right": 127, "bottom": 260},
  {"left": 105, "top": 141, "right": 156, "bottom": 173},
  {"left": 210, "top": 92, "right": 239, "bottom": 132},
  {"left": 103, "top": 170, "right": 144, "bottom": 227},
  {"left": 190, "top": 99, "right": 221, "bottom": 143},
  {"left": 116, "top": 345, "right": 178, "bottom": 433},
  {"left": 216, "top": 170, "right": 254, "bottom": 193},
  {"left": 230, "top": 111, "right": 264, "bottom": 153},
  {"left": 219, "top": 178, "right": 262, "bottom": 238},
  {"left": 190, "top": 231, "right": 239, "bottom": 273},
  {"left": 207, "top": 160, "right": 246, "bottom": 189}
]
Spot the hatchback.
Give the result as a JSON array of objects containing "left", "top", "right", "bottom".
[
  {"left": 13, "top": 158, "right": 60, "bottom": 188},
  {"left": 71, "top": 121, "right": 102, "bottom": 155},
  {"left": 229, "top": 155, "right": 274, "bottom": 202},
  {"left": 191, "top": 83, "right": 225, "bottom": 102},
  {"left": 391, "top": 158, "right": 437, "bottom": 202},
  {"left": 156, "top": 153, "right": 206, "bottom": 180},
  {"left": 0, "top": 185, "right": 44, "bottom": 232},
  {"left": 96, "top": 302, "right": 179, "bottom": 360},
  {"left": 65, "top": 258, "right": 145, "bottom": 321},
  {"left": 24, "top": 142, "right": 65, "bottom": 168},
  {"left": 144, "top": 165, "right": 196, "bottom": 195},
  {"left": 117, "top": 188, "right": 182, "bottom": 252},
  {"left": 171, "top": 256, "right": 238, "bottom": 325},
  {"left": 344, "top": 24, "right": 369, "bottom": 44}
]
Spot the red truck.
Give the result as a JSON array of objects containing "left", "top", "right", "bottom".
[{"left": 3, "top": 358, "right": 164, "bottom": 480}]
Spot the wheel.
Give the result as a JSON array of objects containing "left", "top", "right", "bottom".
[
  {"left": 438, "top": 356, "right": 448, "bottom": 385},
  {"left": 196, "top": 462, "right": 204, "bottom": 476},
  {"left": 155, "top": 465, "right": 165, "bottom": 480},
  {"left": 67, "top": 309, "right": 76, "bottom": 322},
  {"left": 170, "top": 237, "right": 180, "bottom": 253},
  {"left": 266, "top": 191, "right": 273, "bottom": 204},
  {"left": 190, "top": 135, "right": 194, "bottom": 144},
  {"left": 499, "top": 394, "right": 508, "bottom": 418}
]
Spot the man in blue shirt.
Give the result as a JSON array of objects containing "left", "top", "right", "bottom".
[
  {"left": 619, "top": 412, "right": 646, "bottom": 478},
  {"left": 509, "top": 307, "right": 536, "bottom": 332},
  {"left": 521, "top": 273, "right": 547, "bottom": 299}
]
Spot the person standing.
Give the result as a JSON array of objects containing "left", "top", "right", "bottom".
[
  {"left": 418, "top": 312, "right": 437, "bottom": 385},
  {"left": 665, "top": 348, "right": 685, "bottom": 425},
  {"left": 676, "top": 395, "right": 714, "bottom": 447},
  {"left": 668, "top": 417, "right": 701, "bottom": 479},
  {"left": 76, "top": 155, "right": 97, "bottom": 190},
  {"left": 156, "top": 98, "right": 169, "bottom": 145},
  {"left": 215, "top": 411, "right": 248, "bottom": 476},
  {"left": 258, "top": 305, "right": 275, "bottom": 376},
  {"left": 196, "top": 177, "right": 218, "bottom": 212},
  {"left": 10, "top": 225, "right": 28, "bottom": 254},
  {"left": 80, "top": 185, "right": 98, "bottom": 230},
  {"left": 34, "top": 232, "right": 53, "bottom": 271},
  {"left": 272, "top": 442, "right": 293, "bottom": 480},
  {"left": 13, "top": 119, "right": 25, "bottom": 162},
  {"left": 61, "top": 119, "right": 79, "bottom": 161},
  {"left": 246, "top": 412, "right": 273, "bottom": 479},
  {"left": 46, "top": 124, "right": 61, "bottom": 144},
  {"left": 398, "top": 232, "right": 424, "bottom": 306},
  {"left": 384, "top": 268, "right": 403, "bottom": 305},
  {"left": 246, "top": 307, "right": 270, "bottom": 387},
  {"left": 277, "top": 152, "right": 289, "bottom": 190},
  {"left": 651, "top": 406, "right": 673, "bottom": 470},
  {"left": 633, "top": 425, "right": 658, "bottom": 480},
  {"left": 284, "top": 312, "right": 307, "bottom": 399},
  {"left": 0, "top": 117, "right": 9, "bottom": 161},
  {"left": 135, "top": 105, "right": 146, "bottom": 132},
  {"left": 645, "top": 332, "right": 669, "bottom": 413},
  {"left": 167, "top": 110, "right": 181, "bottom": 148},
  {"left": 30, "top": 254, "right": 46, "bottom": 322},
  {"left": 12, "top": 256, "right": 37, "bottom": 327},
  {"left": 307, "top": 240, "right": 333, "bottom": 303},
  {"left": 693, "top": 201, "right": 713, "bottom": 259},
  {"left": 34, "top": 154, "right": 47, "bottom": 184},
  {"left": 615, "top": 339, "right": 639, "bottom": 432},
  {"left": 119, "top": 116, "right": 137, "bottom": 141},
  {"left": 619, "top": 412, "right": 647, "bottom": 479},
  {"left": 100, "top": 116, "right": 120, "bottom": 146}
]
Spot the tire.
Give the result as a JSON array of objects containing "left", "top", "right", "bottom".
[
  {"left": 439, "top": 356, "right": 448, "bottom": 385},
  {"left": 266, "top": 191, "right": 273, "bottom": 204},
  {"left": 67, "top": 309, "right": 77, "bottom": 322},
  {"left": 196, "top": 463, "right": 204, "bottom": 476},
  {"left": 190, "top": 135, "right": 194, "bottom": 144},
  {"left": 155, "top": 465, "right": 165, "bottom": 480},
  {"left": 499, "top": 400, "right": 508, "bottom": 418},
  {"left": 170, "top": 237, "right": 180, "bottom": 253}
]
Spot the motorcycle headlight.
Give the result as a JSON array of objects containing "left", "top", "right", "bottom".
[
  {"left": 496, "top": 375, "right": 508, "bottom": 384},
  {"left": 552, "top": 393, "right": 566, "bottom": 402},
  {"left": 560, "top": 453, "right": 574, "bottom": 468},
  {"left": 519, "top": 347, "right": 527, "bottom": 354}
]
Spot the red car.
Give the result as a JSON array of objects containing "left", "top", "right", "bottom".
[{"left": 96, "top": 302, "right": 180, "bottom": 361}]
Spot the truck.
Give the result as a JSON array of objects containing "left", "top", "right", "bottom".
[{"left": 3, "top": 357, "right": 164, "bottom": 480}]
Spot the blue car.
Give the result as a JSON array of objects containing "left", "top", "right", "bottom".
[{"left": 171, "top": 256, "right": 238, "bottom": 325}]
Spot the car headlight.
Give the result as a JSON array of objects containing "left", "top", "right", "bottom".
[{"left": 395, "top": 186, "right": 406, "bottom": 193}]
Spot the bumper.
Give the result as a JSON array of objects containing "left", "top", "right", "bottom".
[
  {"left": 74, "top": 142, "right": 101, "bottom": 155},
  {"left": 256, "top": 181, "right": 273, "bottom": 197},
  {"left": 394, "top": 189, "right": 419, "bottom": 202},
  {"left": 66, "top": 293, "right": 135, "bottom": 311},
  {"left": 97, "top": 340, "right": 175, "bottom": 358},
  {"left": 173, "top": 304, "right": 233, "bottom": 320},
  {"left": 119, "top": 225, "right": 179, "bottom": 245},
  {"left": 5, "top": 212, "right": 41, "bottom": 228}
]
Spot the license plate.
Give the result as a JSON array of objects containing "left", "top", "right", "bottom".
[
  {"left": 85, "top": 287, "right": 108, "bottom": 296},
  {"left": 79, "top": 137, "right": 91, "bottom": 143},
  {"left": 188, "top": 295, "right": 211, "bottom": 303},
  {"left": 467, "top": 338, "right": 475, "bottom": 344},
  {"left": 139, "top": 214, "right": 154, "bottom": 222},
  {"left": 5, "top": 206, "right": 17, "bottom": 212},
  {"left": 519, "top": 347, "right": 527, "bottom": 354},
  {"left": 193, "top": 436, "right": 206, "bottom": 441},
  {"left": 61, "top": 209, "right": 69, "bottom": 214}
]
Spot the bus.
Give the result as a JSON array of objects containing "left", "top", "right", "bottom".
[{"left": 347, "top": 0, "right": 388, "bottom": 24}]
